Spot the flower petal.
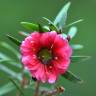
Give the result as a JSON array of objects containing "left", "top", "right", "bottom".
[
  {"left": 53, "top": 35, "right": 72, "bottom": 58},
  {"left": 52, "top": 58, "right": 70, "bottom": 74},
  {"left": 30, "top": 64, "right": 46, "bottom": 83},
  {"left": 40, "top": 31, "right": 57, "bottom": 48},
  {"left": 21, "top": 32, "right": 41, "bottom": 55},
  {"left": 46, "top": 65, "right": 58, "bottom": 83}
]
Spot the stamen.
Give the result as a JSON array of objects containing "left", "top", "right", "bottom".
[
  {"left": 54, "top": 57, "right": 58, "bottom": 60},
  {"left": 33, "top": 48, "right": 36, "bottom": 51},
  {"left": 31, "top": 41, "right": 34, "bottom": 44},
  {"left": 42, "top": 55, "right": 45, "bottom": 58},
  {"left": 37, "top": 48, "right": 52, "bottom": 65},
  {"left": 48, "top": 65, "right": 53, "bottom": 72},
  {"left": 49, "top": 66, "right": 52, "bottom": 69},
  {"left": 33, "top": 55, "right": 36, "bottom": 59},
  {"left": 51, "top": 44, "right": 53, "bottom": 49}
]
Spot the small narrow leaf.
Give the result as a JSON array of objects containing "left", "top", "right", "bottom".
[
  {"left": 21, "top": 22, "right": 49, "bottom": 32},
  {"left": 0, "top": 59, "right": 11, "bottom": 63},
  {"left": 62, "top": 33, "right": 67, "bottom": 39},
  {"left": 0, "top": 58, "right": 21, "bottom": 69},
  {"left": 0, "top": 52, "right": 10, "bottom": 60},
  {"left": 54, "top": 2, "right": 71, "bottom": 29},
  {"left": 0, "top": 82, "right": 15, "bottom": 95},
  {"left": 71, "top": 44, "right": 83, "bottom": 50},
  {"left": 43, "top": 26, "right": 50, "bottom": 31},
  {"left": 0, "top": 64, "right": 22, "bottom": 81},
  {"left": 0, "top": 52, "right": 22, "bottom": 68},
  {"left": 68, "top": 26, "right": 77, "bottom": 39},
  {"left": 62, "top": 70, "right": 83, "bottom": 83},
  {"left": 9, "top": 78, "right": 24, "bottom": 96},
  {"left": 43, "top": 17, "right": 54, "bottom": 25},
  {"left": 7, "top": 35, "right": 21, "bottom": 46},
  {"left": 43, "top": 17, "right": 58, "bottom": 31},
  {"left": 38, "top": 24, "right": 44, "bottom": 32},
  {"left": 66, "top": 19, "right": 84, "bottom": 27},
  {"left": 19, "top": 31, "right": 29, "bottom": 36},
  {"left": 49, "top": 24, "right": 58, "bottom": 32},
  {"left": 9, "top": 61, "right": 22, "bottom": 68},
  {"left": 20, "top": 22, "right": 38, "bottom": 31},
  {"left": 71, "top": 56, "right": 90, "bottom": 63},
  {"left": 42, "top": 26, "right": 50, "bottom": 32},
  {"left": 0, "top": 42, "right": 20, "bottom": 58}
]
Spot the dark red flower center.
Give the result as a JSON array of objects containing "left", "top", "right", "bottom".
[{"left": 38, "top": 48, "right": 52, "bottom": 64}]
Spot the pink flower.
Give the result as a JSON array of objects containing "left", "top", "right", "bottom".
[{"left": 20, "top": 31, "right": 72, "bottom": 83}]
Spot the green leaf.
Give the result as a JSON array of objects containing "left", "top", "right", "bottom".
[
  {"left": 7, "top": 35, "right": 21, "bottom": 46},
  {"left": 43, "top": 26, "right": 50, "bottom": 31},
  {"left": 0, "top": 52, "right": 22, "bottom": 68},
  {"left": 21, "top": 22, "right": 49, "bottom": 32},
  {"left": 54, "top": 2, "right": 71, "bottom": 29},
  {"left": 71, "top": 56, "right": 90, "bottom": 63},
  {"left": 71, "top": 44, "right": 83, "bottom": 50},
  {"left": 21, "top": 22, "right": 39, "bottom": 30},
  {"left": 9, "top": 61, "right": 22, "bottom": 68},
  {"left": 62, "top": 70, "right": 83, "bottom": 83},
  {"left": 0, "top": 82, "right": 15, "bottom": 95},
  {"left": 49, "top": 24, "right": 58, "bottom": 32},
  {"left": 43, "top": 17, "right": 58, "bottom": 32},
  {"left": 43, "top": 17, "right": 54, "bottom": 25},
  {"left": 0, "top": 59, "right": 22, "bottom": 69},
  {"left": 0, "top": 64, "right": 22, "bottom": 81},
  {"left": 0, "top": 52, "right": 22, "bottom": 69},
  {"left": 38, "top": 24, "right": 44, "bottom": 32},
  {"left": 0, "top": 52, "right": 10, "bottom": 60},
  {"left": 0, "top": 59, "right": 11, "bottom": 63},
  {"left": 9, "top": 78, "right": 24, "bottom": 96},
  {"left": 65, "top": 19, "right": 84, "bottom": 27},
  {"left": 68, "top": 26, "right": 77, "bottom": 39},
  {"left": 0, "top": 42, "right": 20, "bottom": 58},
  {"left": 62, "top": 33, "right": 67, "bottom": 39},
  {"left": 19, "top": 31, "right": 29, "bottom": 36}
]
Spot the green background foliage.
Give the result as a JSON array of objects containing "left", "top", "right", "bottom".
[{"left": 0, "top": 0, "right": 96, "bottom": 96}]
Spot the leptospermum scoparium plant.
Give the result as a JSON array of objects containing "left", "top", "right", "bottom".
[{"left": 0, "top": 2, "right": 90, "bottom": 96}]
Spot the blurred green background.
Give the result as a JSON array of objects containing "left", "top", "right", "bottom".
[{"left": 0, "top": 0, "right": 96, "bottom": 96}]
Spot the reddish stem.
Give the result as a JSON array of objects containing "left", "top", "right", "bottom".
[{"left": 34, "top": 81, "right": 40, "bottom": 96}]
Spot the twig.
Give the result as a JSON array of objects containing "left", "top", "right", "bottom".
[
  {"left": 16, "top": 65, "right": 27, "bottom": 96},
  {"left": 41, "top": 86, "right": 65, "bottom": 96},
  {"left": 34, "top": 81, "right": 40, "bottom": 96}
]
